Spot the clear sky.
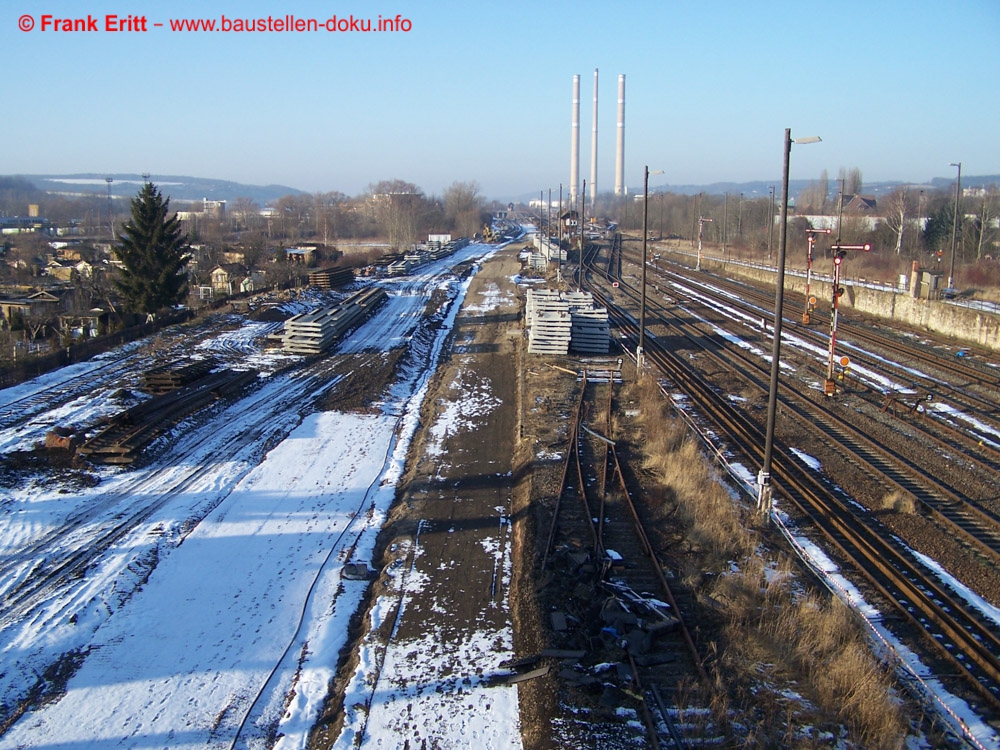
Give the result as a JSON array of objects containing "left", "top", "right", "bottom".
[{"left": 4, "top": 0, "right": 998, "bottom": 200}]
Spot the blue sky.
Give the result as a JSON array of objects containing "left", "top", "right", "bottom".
[{"left": 4, "top": 0, "right": 998, "bottom": 200}]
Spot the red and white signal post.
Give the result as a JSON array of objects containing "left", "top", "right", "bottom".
[
  {"left": 802, "top": 228, "right": 831, "bottom": 324},
  {"left": 825, "top": 243, "right": 870, "bottom": 396}
]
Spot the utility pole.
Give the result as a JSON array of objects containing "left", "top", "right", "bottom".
[
  {"left": 105, "top": 176, "right": 115, "bottom": 239},
  {"left": 768, "top": 186, "right": 775, "bottom": 260},
  {"left": 696, "top": 217, "right": 713, "bottom": 271},
  {"left": 723, "top": 193, "right": 728, "bottom": 254},
  {"left": 948, "top": 162, "right": 962, "bottom": 290}
]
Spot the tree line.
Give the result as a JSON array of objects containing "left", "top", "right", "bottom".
[{"left": 591, "top": 173, "right": 998, "bottom": 268}]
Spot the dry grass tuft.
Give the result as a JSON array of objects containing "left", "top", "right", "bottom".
[
  {"left": 625, "top": 370, "right": 910, "bottom": 748},
  {"left": 881, "top": 490, "right": 917, "bottom": 514}
]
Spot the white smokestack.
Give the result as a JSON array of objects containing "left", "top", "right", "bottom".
[
  {"left": 590, "top": 68, "right": 598, "bottom": 209},
  {"left": 615, "top": 74, "right": 625, "bottom": 197},
  {"left": 570, "top": 74, "right": 580, "bottom": 205}
]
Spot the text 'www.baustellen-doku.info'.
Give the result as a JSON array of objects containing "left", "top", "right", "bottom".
[{"left": 17, "top": 13, "right": 412, "bottom": 33}]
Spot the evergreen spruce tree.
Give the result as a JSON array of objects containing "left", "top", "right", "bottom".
[{"left": 113, "top": 182, "right": 190, "bottom": 316}]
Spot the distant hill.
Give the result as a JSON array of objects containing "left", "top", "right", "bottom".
[{"left": 12, "top": 173, "right": 305, "bottom": 205}]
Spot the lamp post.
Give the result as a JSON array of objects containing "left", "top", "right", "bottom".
[
  {"left": 757, "top": 129, "right": 821, "bottom": 514},
  {"left": 696, "top": 217, "right": 713, "bottom": 271},
  {"left": 638, "top": 166, "right": 663, "bottom": 365},
  {"left": 948, "top": 161, "right": 962, "bottom": 290},
  {"left": 802, "top": 228, "right": 831, "bottom": 323}
]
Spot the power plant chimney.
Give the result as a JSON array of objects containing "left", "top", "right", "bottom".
[
  {"left": 590, "top": 68, "right": 598, "bottom": 210},
  {"left": 614, "top": 74, "right": 626, "bottom": 197},
  {"left": 570, "top": 74, "right": 580, "bottom": 204}
]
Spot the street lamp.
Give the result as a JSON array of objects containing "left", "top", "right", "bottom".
[
  {"left": 948, "top": 162, "right": 962, "bottom": 290},
  {"left": 757, "top": 130, "right": 821, "bottom": 514},
  {"left": 638, "top": 166, "right": 664, "bottom": 365},
  {"left": 696, "top": 217, "right": 713, "bottom": 271}
]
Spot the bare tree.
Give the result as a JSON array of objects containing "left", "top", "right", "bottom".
[
  {"left": 443, "top": 181, "right": 485, "bottom": 238},
  {"left": 232, "top": 197, "right": 260, "bottom": 232},
  {"left": 974, "top": 188, "right": 999, "bottom": 260},
  {"left": 313, "top": 191, "right": 348, "bottom": 245},
  {"left": 882, "top": 187, "right": 908, "bottom": 255},
  {"left": 844, "top": 167, "right": 863, "bottom": 196},
  {"left": 367, "top": 180, "right": 424, "bottom": 249}
]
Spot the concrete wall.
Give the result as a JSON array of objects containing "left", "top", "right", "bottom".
[{"left": 697, "top": 256, "right": 1000, "bottom": 351}]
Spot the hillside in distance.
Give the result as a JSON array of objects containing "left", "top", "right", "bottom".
[{"left": 14, "top": 173, "right": 305, "bottom": 205}]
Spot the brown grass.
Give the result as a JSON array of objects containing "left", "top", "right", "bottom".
[
  {"left": 625, "top": 370, "right": 911, "bottom": 748},
  {"left": 881, "top": 490, "right": 917, "bottom": 514}
]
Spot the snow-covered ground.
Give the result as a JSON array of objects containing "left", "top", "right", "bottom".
[{"left": 0, "top": 241, "right": 522, "bottom": 748}]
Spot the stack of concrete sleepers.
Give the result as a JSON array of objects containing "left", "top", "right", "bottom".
[
  {"left": 282, "top": 287, "right": 387, "bottom": 354},
  {"left": 526, "top": 289, "right": 571, "bottom": 355},
  {"left": 570, "top": 307, "right": 610, "bottom": 354},
  {"left": 308, "top": 267, "right": 354, "bottom": 290},
  {"left": 525, "top": 288, "right": 609, "bottom": 355},
  {"left": 528, "top": 251, "right": 547, "bottom": 272},
  {"left": 525, "top": 288, "right": 563, "bottom": 320},
  {"left": 528, "top": 309, "right": 572, "bottom": 354},
  {"left": 531, "top": 233, "right": 566, "bottom": 262}
]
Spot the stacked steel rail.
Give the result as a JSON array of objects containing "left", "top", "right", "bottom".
[{"left": 77, "top": 367, "right": 257, "bottom": 464}]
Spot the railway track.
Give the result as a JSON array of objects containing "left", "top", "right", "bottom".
[
  {"left": 609, "top": 250, "right": 1000, "bottom": 566},
  {"left": 579, "top": 244, "right": 1000, "bottom": 732},
  {"left": 627, "top": 277, "right": 1000, "bottom": 571},
  {"left": 653, "top": 258, "right": 1000, "bottom": 450},
  {"left": 0, "top": 350, "right": 378, "bottom": 636},
  {"left": 541, "top": 366, "right": 719, "bottom": 748}
]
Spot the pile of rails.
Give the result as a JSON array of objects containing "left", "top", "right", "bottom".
[
  {"left": 525, "top": 289, "right": 609, "bottom": 355},
  {"left": 280, "top": 286, "right": 387, "bottom": 355},
  {"left": 308, "top": 266, "right": 354, "bottom": 290},
  {"left": 142, "top": 359, "right": 217, "bottom": 394},
  {"left": 380, "top": 237, "right": 471, "bottom": 277},
  {"left": 78, "top": 363, "right": 257, "bottom": 464}
]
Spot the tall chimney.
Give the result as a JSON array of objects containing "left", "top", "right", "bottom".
[
  {"left": 570, "top": 74, "right": 580, "bottom": 204},
  {"left": 590, "top": 69, "right": 598, "bottom": 210},
  {"left": 614, "top": 74, "right": 626, "bottom": 197}
]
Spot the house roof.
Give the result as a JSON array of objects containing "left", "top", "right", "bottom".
[{"left": 842, "top": 194, "right": 878, "bottom": 212}]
